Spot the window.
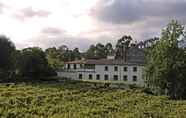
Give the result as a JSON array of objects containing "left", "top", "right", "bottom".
[
  {"left": 96, "top": 74, "right": 100, "bottom": 80},
  {"left": 80, "top": 64, "right": 83, "bottom": 68},
  {"left": 89, "top": 74, "right": 93, "bottom": 80},
  {"left": 67, "top": 64, "right": 70, "bottom": 69},
  {"left": 113, "top": 75, "right": 118, "bottom": 80},
  {"left": 79, "top": 74, "right": 82, "bottom": 79},
  {"left": 84, "top": 64, "right": 95, "bottom": 69},
  {"left": 73, "top": 64, "right": 77, "bottom": 69},
  {"left": 123, "top": 75, "right": 128, "bottom": 81},
  {"left": 133, "top": 76, "right": 137, "bottom": 81},
  {"left": 114, "top": 66, "right": 118, "bottom": 71},
  {"left": 105, "top": 66, "right": 108, "bottom": 71},
  {"left": 133, "top": 67, "right": 137, "bottom": 72},
  {"left": 124, "top": 67, "right": 127, "bottom": 72},
  {"left": 104, "top": 74, "right": 109, "bottom": 80}
]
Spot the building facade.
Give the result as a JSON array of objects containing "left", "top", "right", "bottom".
[{"left": 57, "top": 46, "right": 145, "bottom": 86}]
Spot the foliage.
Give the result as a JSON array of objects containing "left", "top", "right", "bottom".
[
  {"left": 45, "top": 47, "right": 64, "bottom": 69},
  {"left": 0, "top": 81, "right": 186, "bottom": 118},
  {"left": 57, "top": 45, "right": 81, "bottom": 62},
  {"left": 94, "top": 43, "right": 106, "bottom": 59},
  {"left": 73, "top": 48, "right": 81, "bottom": 60},
  {"left": 85, "top": 43, "right": 114, "bottom": 59},
  {"left": 85, "top": 44, "right": 97, "bottom": 59},
  {"left": 137, "top": 37, "right": 159, "bottom": 48},
  {"left": 17, "top": 47, "right": 56, "bottom": 78},
  {"left": 145, "top": 20, "right": 186, "bottom": 99},
  {"left": 115, "top": 35, "right": 132, "bottom": 60},
  {"left": 45, "top": 46, "right": 81, "bottom": 69},
  {"left": 0, "top": 35, "right": 16, "bottom": 80},
  {"left": 104, "top": 43, "right": 114, "bottom": 55}
]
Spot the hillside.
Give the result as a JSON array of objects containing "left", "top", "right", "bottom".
[{"left": 0, "top": 81, "right": 186, "bottom": 118}]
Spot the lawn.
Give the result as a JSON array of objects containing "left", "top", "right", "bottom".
[{"left": 0, "top": 80, "right": 186, "bottom": 118}]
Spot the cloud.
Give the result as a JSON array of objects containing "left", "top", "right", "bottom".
[
  {"left": 41, "top": 27, "right": 66, "bottom": 35},
  {"left": 22, "top": 27, "right": 97, "bottom": 51},
  {"left": 2, "top": 0, "right": 186, "bottom": 51},
  {"left": 91, "top": 0, "right": 186, "bottom": 24},
  {"left": 14, "top": 7, "right": 50, "bottom": 20},
  {"left": 87, "top": 0, "right": 186, "bottom": 45},
  {"left": 29, "top": 35, "right": 96, "bottom": 52},
  {"left": 0, "top": 2, "right": 6, "bottom": 13}
]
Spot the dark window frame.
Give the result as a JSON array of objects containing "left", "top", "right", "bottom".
[
  {"left": 105, "top": 66, "right": 108, "bottom": 71},
  {"left": 104, "top": 74, "right": 109, "bottom": 80},
  {"left": 96, "top": 74, "right": 100, "bottom": 80},
  {"left": 113, "top": 75, "right": 118, "bottom": 80},
  {"left": 79, "top": 74, "right": 83, "bottom": 79},
  {"left": 67, "top": 64, "right": 70, "bottom": 69},
  {"left": 80, "top": 64, "right": 83, "bottom": 68},
  {"left": 123, "top": 75, "right": 128, "bottom": 81},
  {"left": 89, "top": 74, "right": 93, "bottom": 80},
  {"left": 133, "top": 67, "right": 137, "bottom": 72},
  {"left": 114, "top": 66, "right": 118, "bottom": 71},
  {"left": 84, "top": 64, "right": 95, "bottom": 69},
  {"left": 73, "top": 64, "right": 77, "bottom": 69},
  {"left": 133, "top": 75, "right": 137, "bottom": 81},
  {"left": 124, "top": 67, "right": 128, "bottom": 72}
]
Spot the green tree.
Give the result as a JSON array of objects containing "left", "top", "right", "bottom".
[
  {"left": 104, "top": 43, "right": 114, "bottom": 55},
  {"left": 73, "top": 48, "right": 81, "bottom": 60},
  {"left": 145, "top": 20, "right": 186, "bottom": 99},
  {"left": 0, "top": 35, "right": 16, "bottom": 80},
  {"left": 85, "top": 43, "right": 106, "bottom": 59},
  {"left": 45, "top": 47, "right": 63, "bottom": 69},
  {"left": 58, "top": 45, "right": 69, "bottom": 61},
  {"left": 17, "top": 47, "right": 55, "bottom": 78},
  {"left": 115, "top": 35, "right": 132, "bottom": 61},
  {"left": 57, "top": 45, "right": 81, "bottom": 62},
  {"left": 86, "top": 44, "right": 96, "bottom": 59},
  {"left": 95, "top": 43, "right": 106, "bottom": 58}
]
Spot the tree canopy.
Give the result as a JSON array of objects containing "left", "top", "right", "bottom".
[
  {"left": 0, "top": 35, "right": 16, "bottom": 79},
  {"left": 145, "top": 20, "right": 186, "bottom": 99},
  {"left": 45, "top": 47, "right": 64, "bottom": 69},
  {"left": 115, "top": 35, "right": 132, "bottom": 60},
  {"left": 17, "top": 47, "right": 55, "bottom": 78}
]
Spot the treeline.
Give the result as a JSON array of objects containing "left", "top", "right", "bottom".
[
  {"left": 0, "top": 39, "right": 57, "bottom": 82},
  {"left": 45, "top": 37, "right": 142, "bottom": 69},
  {"left": 45, "top": 42, "right": 115, "bottom": 69},
  {"left": 0, "top": 32, "right": 137, "bottom": 82}
]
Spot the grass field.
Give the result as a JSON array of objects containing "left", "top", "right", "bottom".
[{"left": 0, "top": 80, "right": 186, "bottom": 118}]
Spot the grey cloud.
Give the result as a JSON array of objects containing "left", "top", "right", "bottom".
[
  {"left": 25, "top": 27, "right": 97, "bottom": 51},
  {"left": 34, "top": 27, "right": 127, "bottom": 51},
  {"left": 19, "top": 25, "right": 160, "bottom": 51},
  {"left": 41, "top": 27, "right": 66, "bottom": 35},
  {"left": 16, "top": 0, "right": 186, "bottom": 51},
  {"left": 30, "top": 35, "right": 96, "bottom": 51},
  {"left": 91, "top": 0, "right": 186, "bottom": 24},
  {"left": 14, "top": 7, "right": 50, "bottom": 20}
]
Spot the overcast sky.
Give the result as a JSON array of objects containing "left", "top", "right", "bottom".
[{"left": 0, "top": 0, "right": 186, "bottom": 51}]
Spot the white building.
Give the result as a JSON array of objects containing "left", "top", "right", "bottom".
[{"left": 57, "top": 46, "right": 145, "bottom": 86}]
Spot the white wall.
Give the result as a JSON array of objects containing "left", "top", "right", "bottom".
[
  {"left": 94, "top": 65, "right": 144, "bottom": 86},
  {"left": 58, "top": 63, "right": 145, "bottom": 86}
]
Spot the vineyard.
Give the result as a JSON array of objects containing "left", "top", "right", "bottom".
[{"left": 0, "top": 80, "right": 186, "bottom": 118}]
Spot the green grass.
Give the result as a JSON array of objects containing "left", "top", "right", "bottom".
[{"left": 0, "top": 81, "right": 186, "bottom": 118}]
